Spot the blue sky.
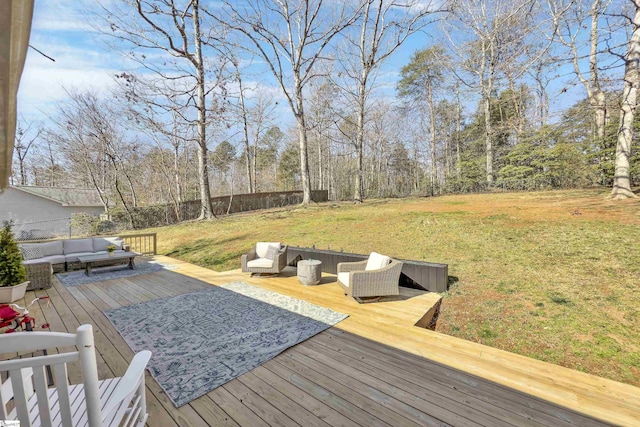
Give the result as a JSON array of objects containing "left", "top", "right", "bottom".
[{"left": 18, "top": 0, "right": 622, "bottom": 131}]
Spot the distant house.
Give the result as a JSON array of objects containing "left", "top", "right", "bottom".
[{"left": 0, "top": 186, "right": 106, "bottom": 239}]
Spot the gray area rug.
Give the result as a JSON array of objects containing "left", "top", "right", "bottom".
[
  {"left": 103, "top": 281, "right": 348, "bottom": 407},
  {"left": 56, "top": 261, "right": 177, "bottom": 287}
]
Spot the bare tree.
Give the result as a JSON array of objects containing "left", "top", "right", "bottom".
[
  {"left": 551, "top": 0, "right": 614, "bottom": 142},
  {"left": 48, "top": 90, "right": 112, "bottom": 211},
  {"left": 13, "top": 119, "right": 41, "bottom": 185},
  {"left": 398, "top": 46, "right": 448, "bottom": 195},
  {"left": 611, "top": 0, "right": 640, "bottom": 199},
  {"left": 219, "top": 0, "right": 363, "bottom": 204},
  {"left": 102, "top": 0, "right": 229, "bottom": 219},
  {"left": 445, "top": 0, "right": 543, "bottom": 185},
  {"left": 333, "top": 0, "right": 444, "bottom": 202}
]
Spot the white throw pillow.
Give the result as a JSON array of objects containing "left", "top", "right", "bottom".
[
  {"left": 256, "top": 242, "right": 281, "bottom": 258},
  {"left": 365, "top": 252, "right": 391, "bottom": 271},
  {"left": 265, "top": 245, "right": 280, "bottom": 260}
]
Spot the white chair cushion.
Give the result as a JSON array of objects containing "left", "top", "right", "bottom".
[
  {"left": 38, "top": 240, "right": 64, "bottom": 257},
  {"left": 256, "top": 242, "right": 281, "bottom": 258},
  {"left": 365, "top": 252, "right": 391, "bottom": 271},
  {"left": 63, "top": 238, "right": 94, "bottom": 255},
  {"left": 247, "top": 257, "right": 274, "bottom": 269},
  {"left": 337, "top": 272, "right": 350, "bottom": 287}
]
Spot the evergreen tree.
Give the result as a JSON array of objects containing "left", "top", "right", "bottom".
[{"left": 0, "top": 221, "right": 27, "bottom": 287}]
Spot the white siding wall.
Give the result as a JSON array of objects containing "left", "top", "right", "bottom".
[{"left": 0, "top": 188, "right": 104, "bottom": 239}]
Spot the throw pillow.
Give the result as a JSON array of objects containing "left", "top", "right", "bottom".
[
  {"left": 365, "top": 252, "right": 391, "bottom": 271},
  {"left": 265, "top": 245, "right": 280, "bottom": 260},
  {"left": 21, "top": 245, "right": 43, "bottom": 261}
]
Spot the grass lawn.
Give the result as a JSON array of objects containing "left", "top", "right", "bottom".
[{"left": 147, "top": 188, "right": 640, "bottom": 386}]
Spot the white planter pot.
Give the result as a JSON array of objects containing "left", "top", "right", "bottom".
[{"left": 0, "top": 281, "right": 30, "bottom": 303}]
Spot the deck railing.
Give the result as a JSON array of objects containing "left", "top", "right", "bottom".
[{"left": 119, "top": 232, "right": 157, "bottom": 255}]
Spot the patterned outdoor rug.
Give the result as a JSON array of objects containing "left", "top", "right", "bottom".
[
  {"left": 103, "top": 281, "right": 348, "bottom": 407},
  {"left": 56, "top": 261, "right": 177, "bottom": 287}
]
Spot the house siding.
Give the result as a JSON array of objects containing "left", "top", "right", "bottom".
[{"left": 0, "top": 187, "right": 104, "bottom": 239}]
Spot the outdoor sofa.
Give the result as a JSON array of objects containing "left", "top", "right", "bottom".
[{"left": 18, "top": 237, "right": 130, "bottom": 290}]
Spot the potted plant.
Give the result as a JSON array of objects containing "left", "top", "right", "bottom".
[
  {"left": 0, "top": 221, "right": 29, "bottom": 303},
  {"left": 106, "top": 244, "right": 117, "bottom": 256}
]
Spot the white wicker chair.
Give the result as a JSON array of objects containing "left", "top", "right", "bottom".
[
  {"left": 0, "top": 324, "right": 151, "bottom": 427},
  {"left": 241, "top": 242, "right": 288, "bottom": 275},
  {"left": 337, "top": 252, "right": 403, "bottom": 302}
]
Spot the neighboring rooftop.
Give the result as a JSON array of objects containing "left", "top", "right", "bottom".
[{"left": 12, "top": 185, "right": 105, "bottom": 207}]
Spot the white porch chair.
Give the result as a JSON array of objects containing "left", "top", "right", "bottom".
[{"left": 0, "top": 324, "right": 151, "bottom": 427}]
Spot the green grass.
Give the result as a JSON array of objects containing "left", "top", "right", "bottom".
[{"left": 145, "top": 189, "right": 640, "bottom": 386}]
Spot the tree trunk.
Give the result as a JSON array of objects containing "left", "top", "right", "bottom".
[
  {"left": 592, "top": 90, "right": 607, "bottom": 141},
  {"left": 456, "top": 90, "right": 462, "bottom": 180},
  {"left": 481, "top": 40, "right": 494, "bottom": 185},
  {"left": 427, "top": 80, "right": 437, "bottom": 195},
  {"left": 318, "top": 135, "right": 324, "bottom": 190},
  {"left": 484, "top": 93, "right": 493, "bottom": 185},
  {"left": 173, "top": 141, "right": 182, "bottom": 220},
  {"left": 611, "top": 1, "right": 640, "bottom": 199},
  {"left": 354, "top": 92, "right": 365, "bottom": 203},
  {"left": 294, "top": 83, "right": 312, "bottom": 204},
  {"left": 237, "top": 70, "right": 254, "bottom": 194},
  {"left": 193, "top": 1, "right": 215, "bottom": 219}
]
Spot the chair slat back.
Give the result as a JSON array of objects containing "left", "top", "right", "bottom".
[{"left": 0, "top": 324, "right": 103, "bottom": 427}]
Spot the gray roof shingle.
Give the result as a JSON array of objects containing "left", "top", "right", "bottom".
[{"left": 13, "top": 186, "right": 106, "bottom": 207}]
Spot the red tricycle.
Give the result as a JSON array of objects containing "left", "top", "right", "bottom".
[{"left": 0, "top": 296, "right": 51, "bottom": 333}]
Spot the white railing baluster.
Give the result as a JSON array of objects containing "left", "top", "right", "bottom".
[
  {"left": 33, "top": 365, "right": 53, "bottom": 427},
  {"left": 53, "top": 362, "right": 73, "bottom": 426},
  {"left": 10, "top": 368, "right": 33, "bottom": 427}
]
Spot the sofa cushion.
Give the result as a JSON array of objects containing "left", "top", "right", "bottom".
[
  {"left": 365, "top": 252, "right": 391, "bottom": 271},
  {"left": 20, "top": 244, "right": 43, "bottom": 260},
  {"left": 93, "top": 237, "right": 124, "bottom": 252},
  {"left": 23, "top": 255, "right": 66, "bottom": 265},
  {"left": 256, "top": 242, "right": 280, "bottom": 258},
  {"left": 63, "top": 239, "right": 94, "bottom": 255},
  {"left": 64, "top": 251, "right": 99, "bottom": 262},
  {"left": 337, "top": 272, "right": 351, "bottom": 287},
  {"left": 247, "top": 257, "right": 274, "bottom": 269},
  {"left": 39, "top": 240, "right": 64, "bottom": 257}
]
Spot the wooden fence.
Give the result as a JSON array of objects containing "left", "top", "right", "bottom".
[
  {"left": 111, "top": 190, "right": 329, "bottom": 229},
  {"left": 119, "top": 233, "right": 157, "bottom": 255},
  {"left": 287, "top": 246, "right": 449, "bottom": 293}
]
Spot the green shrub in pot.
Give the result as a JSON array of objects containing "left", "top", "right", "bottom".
[{"left": 0, "top": 221, "right": 28, "bottom": 302}]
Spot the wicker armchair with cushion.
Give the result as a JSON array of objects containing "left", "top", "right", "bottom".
[
  {"left": 241, "top": 242, "right": 288, "bottom": 275},
  {"left": 337, "top": 252, "right": 403, "bottom": 302}
]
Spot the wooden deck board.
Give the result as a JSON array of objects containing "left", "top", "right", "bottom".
[{"left": 10, "top": 255, "right": 638, "bottom": 426}]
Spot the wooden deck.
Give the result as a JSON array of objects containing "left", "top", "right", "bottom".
[{"left": 13, "top": 255, "right": 640, "bottom": 426}]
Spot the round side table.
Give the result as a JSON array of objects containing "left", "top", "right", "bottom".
[{"left": 297, "top": 259, "right": 322, "bottom": 286}]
